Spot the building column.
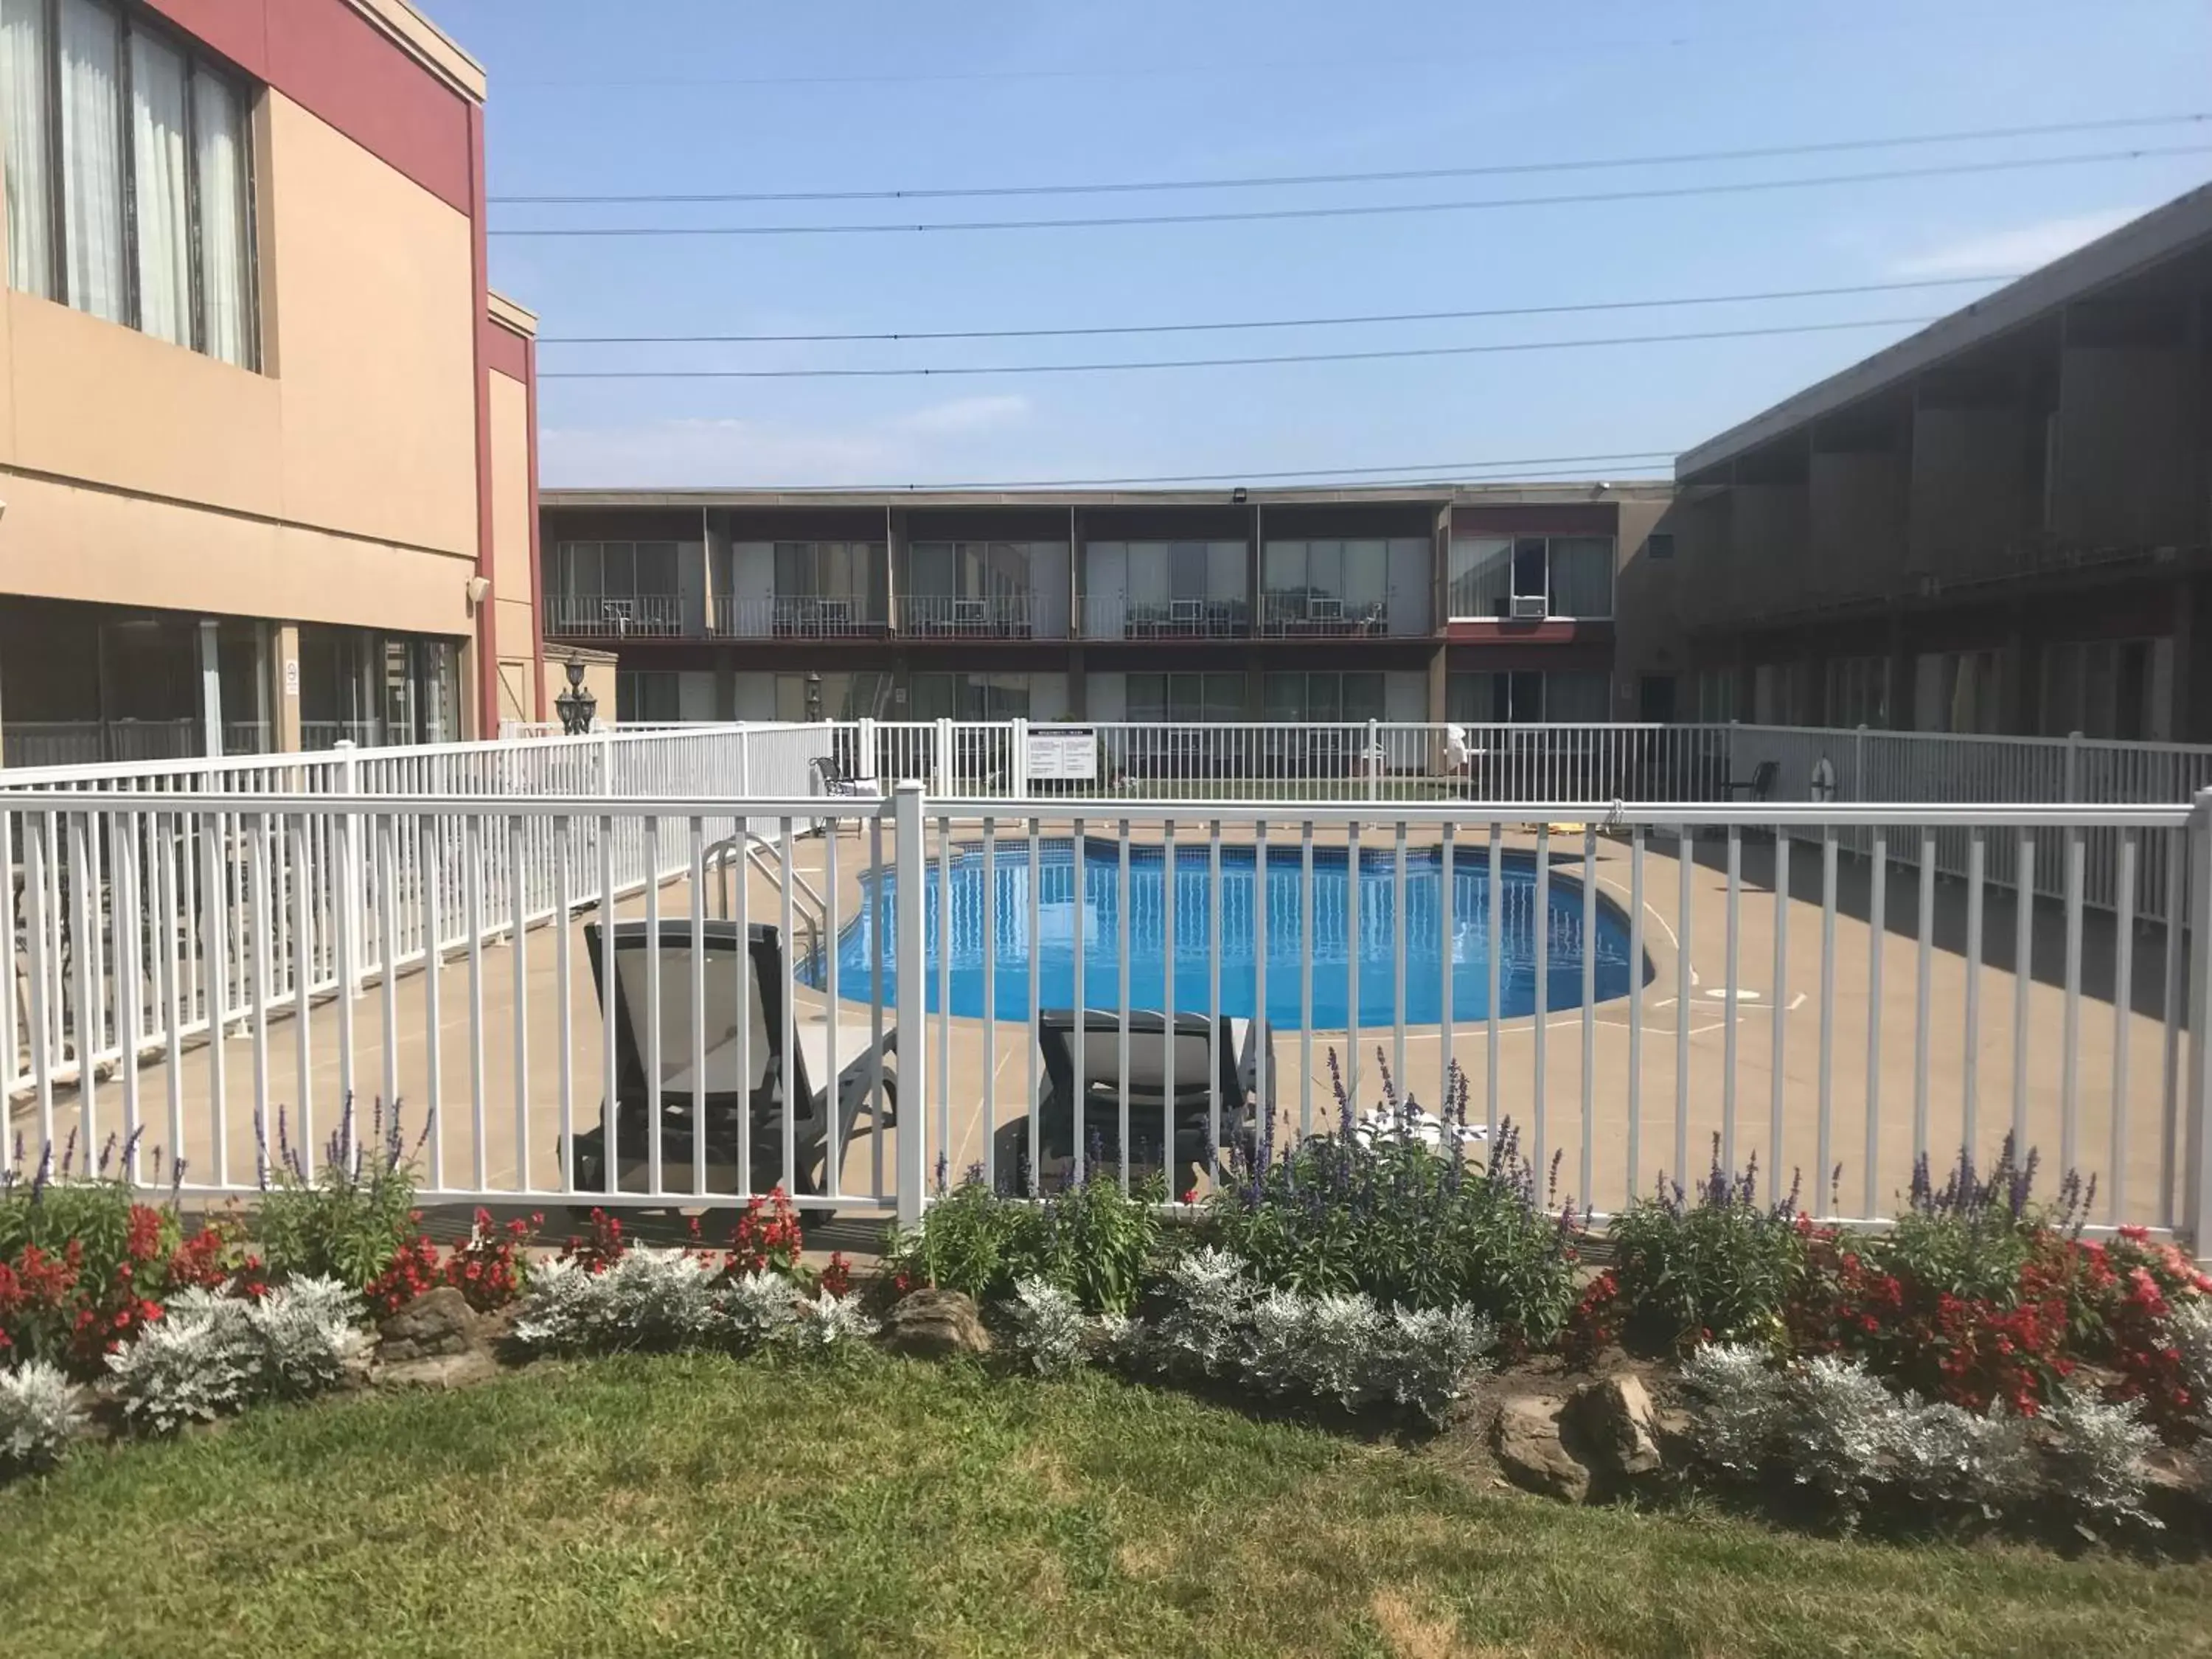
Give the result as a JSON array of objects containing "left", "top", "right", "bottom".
[
  {"left": 197, "top": 619, "right": 222, "bottom": 758},
  {"left": 274, "top": 624, "right": 303, "bottom": 751}
]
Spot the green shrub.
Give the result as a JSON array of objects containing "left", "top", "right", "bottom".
[
  {"left": 884, "top": 1163, "right": 1164, "bottom": 1315},
  {"left": 250, "top": 1097, "right": 422, "bottom": 1295},
  {"left": 1200, "top": 1057, "right": 1582, "bottom": 1350},
  {"left": 1607, "top": 1138, "right": 1809, "bottom": 1353}
]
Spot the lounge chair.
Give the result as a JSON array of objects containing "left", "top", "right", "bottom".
[
  {"left": 563, "top": 919, "right": 896, "bottom": 1206},
  {"left": 995, "top": 1009, "right": 1273, "bottom": 1194}
]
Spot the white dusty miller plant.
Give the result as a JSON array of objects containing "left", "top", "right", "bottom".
[
  {"left": 107, "top": 1279, "right": 366, "bottom": 1436},
  {"left": 1126, "top": 1249, "right": 1493, "bottom": 1424},
  {"left": 1680, "top": 1343, "right": 2152, "bottom": 1531},
  {"left": 2042, "top": 1388, "right": 2160, "bottom": 1532},
  {"left": 0, "top": 1361, "right": 86, "bottom": 1472},
  {"left": 723, "top": 1269, "right": 803, "bottom": 1349},
  {"left": 1002, "top": 1279, "right": 1088, "bottom": 1378},
  {"left": 788, "top": 1290, "right": 879, "bottom": 1353},
  {"left": 2171, "top": 1301, "right": 2212, "bottom": 1431}
]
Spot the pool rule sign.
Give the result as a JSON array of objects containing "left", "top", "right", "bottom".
[{"left": 1026, "top": 726, "right": 1098, "bottom": 784}]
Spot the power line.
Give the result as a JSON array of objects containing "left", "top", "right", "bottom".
[
  {"left": 495, "top": 113, "right": 2209, "bottom": 205},
  {"left": 538, "top": 315, "right": 1937, "bottom": 380},
  {"left": 490, "top": 143, "right": 2212, "bottom": 237},
  {"left": 538, "top": 274, "right": 2011, "bottom": 347},
  {"left": 577, "top": 455, "right": 1685, "bottom": 493}
]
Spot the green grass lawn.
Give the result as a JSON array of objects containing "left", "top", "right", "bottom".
[{"left": 1, "top": 1354, "right": 2205, "bottom": 1659}]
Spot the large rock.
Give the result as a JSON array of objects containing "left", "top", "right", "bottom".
[
  {"left": 881, "top": 1289, "right": 992, "bottom": 1359},
  {"left": 375, "top": 1286, "right": 501, "bottom": 1388},
  {"left": 1562, "top": 1373, "right": 1665, "bottom": 1481},
  {"left": 1492, "top": 1397, "right": 1590, "bottom": 1503},
  {"left": 376, "top": 1287, "right": 481, "bottom": 1363}
]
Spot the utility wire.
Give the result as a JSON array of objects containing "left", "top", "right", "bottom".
[
  {"left": 538, "top": 315, "right": 1937, "bottom": 380},
  {"left": 594, "top": 456, "right": 1685, "bottom": 493},
  {"left": 490, "top": 144, "right": 2212, "bottom": 237},
  {"left": 576, "top": 450, "right": 1684, "bottom": 494},
  {"left": 495, "top": 113, "right": 2209, "bottom": 205},
  {"left": 538, "top": 274, "right": 2012, "bottom": 346}
]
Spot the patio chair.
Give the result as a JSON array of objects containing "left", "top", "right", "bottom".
[
  {"left": 994, "top": 1009, "right": 1273, "bottom": 1194},
  {"left": 563, "top": 919, "right": 897, "bottom": 1209},
  {"left": 1725, "top": 759, "right": 1780, "bottom": 801}
]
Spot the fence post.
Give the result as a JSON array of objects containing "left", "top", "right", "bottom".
[
  {"left": 1366, "top": 717, "right": 1380, "bottom": 801},
  {"left": 933, "top": 715, "right": 955, "bottom": 796},
  {"left": 1010, "top": 716, "right": 1031, "bottom": 800},
  {"left": 599, "top": 728, "right": 616, "bottom": 799},
  {"left": 333, "top": 740, "right": 365, "bottom": 997},
  {"left": 2065, "top": 730, "right": 2082, "bottom": 803},
  {"left": 1854, "top": 724, "right": 1867, "bottom": 802},
  {"left": 857, "top": 715, "right": 879, "bottom": 781},
  {"left": 893, "top": 781, "right": 928, "bottom": 1229}
]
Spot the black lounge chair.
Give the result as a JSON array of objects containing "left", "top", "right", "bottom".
[
  {"left": 563, "top": 919, "right": 895, "bottom": 1206},
  {"left": 995, "top": 1009, "right": 1273, "bottom": 1194}
]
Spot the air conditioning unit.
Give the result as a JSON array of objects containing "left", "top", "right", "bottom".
[{"left": 1511, "top": 594, "right": 1548, "bottom": 620}]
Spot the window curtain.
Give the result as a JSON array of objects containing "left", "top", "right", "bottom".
[
  {"left": 129, "top": 28, "right": 189, "bottom": 345},
  {"left": 192, "top": 65, "right": 251, "bottom": 366},
  {"left": 1340, "top": 540, "right": 1387, "bottom": 611},
  {"left": 1548, "top": 537, "right": 1615, "bottom": 618},
  {"left": 1445, "top": 672, "right": 1496, "bottom": 725},
  {"left": 1545, "top": 671, "right": 1612, "bottom": 723},
  {"left": 2, "top": 0, "right": 53, "bottom": 298},
  {"left": 59, "top": 0, "right": 124, "bottom": 323},
  {"left": 1447, "top": 538, "right": 1511, "bottom": 618}
]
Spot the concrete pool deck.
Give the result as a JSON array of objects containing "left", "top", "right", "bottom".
[{"left": 18, "top": 816, "right": 2184, "bottom": 1233}]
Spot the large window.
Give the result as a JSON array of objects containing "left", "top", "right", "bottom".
[
  {"left": 1127, "top": 672, "right": 1245, "bottom": 723},
  {"left": 2039, "top": 638, "right": 2169, "bottom": 742},
  {"left": 773, "top": 540, "right": 883, "bottom": 605},
  {"left": 1826, "top": 655, "right": 1888, "bottom": 728},
  {"left": 908, "top": 672, "right": 1034, "bottom": 720},
  {"left": 1262, "top": 540, "right": 1388, "bottom": 630},
  {"left": 1447, "top": 535, "right": 1614, "bottom": 619},
  {"left": 1263, "top": 670, "right": 1386, "bottom": 723},
  {"left": 1912, "top": 650, "right": 2003, "bottom": 735},
  {"left": 2, "top": 0, "right": 255, "bottom": 364},
  {"left": 1447, "top": 669, "right": 1611, "bottom": 723},
  {"left": 1694, "top": 668, "right": 1738, "bottom": 723},
  {"left": 617, "top": 671, "right": 681, "bottom": 725}
]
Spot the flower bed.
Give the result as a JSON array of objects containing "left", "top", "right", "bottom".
[{"left": 0, "top": 1072, "right": 2205, "bottom": 1549}]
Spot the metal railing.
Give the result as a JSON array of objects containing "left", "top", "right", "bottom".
[
  {"left": 3, "top": 782, "right": 2203, "bottom": 1250},
  {"left": 898, "top": 594, "right": 1040, "bottom": 638},
  {"left": 711, "top": 594, "right": 886, "bottom": 638},
  {"left": 1079, "top": 596, "right": 1251, "bottom": 639},
  {"left": 1258, "top": 591, "right": 1389, "bottom": 636},
  {"left": 545, "top": 593, "right": 686, "bottom": 638}
]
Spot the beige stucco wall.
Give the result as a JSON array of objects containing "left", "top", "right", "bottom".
[
  {"left": 0, "top": 88, "right": 479, "bottom": 640},
  {"left": 488, "top": 366, "right": 536, "bottom": 686}
]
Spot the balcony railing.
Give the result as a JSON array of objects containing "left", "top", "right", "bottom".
[
  {"left": 546, "top": 593, "right": 686, "bottom": 638},
  {"left": 899, "top": 594, "right": 1034, "bottom": 638},
  {"left": 1259, "top": 591, "right": 1388, "bottom": 637},
  {"left": 1079, "top": 596, "right": 1251, "bottom": 639},
  {"left": 712, "top": 595, "right": 886, "bottom": 639}
]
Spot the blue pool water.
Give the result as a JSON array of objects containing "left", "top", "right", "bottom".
[{"left": 804, "top": 838, "right": 1642, "bottom": 1029}]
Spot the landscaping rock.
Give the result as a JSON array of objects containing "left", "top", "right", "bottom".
[
  {"left": 1491, "top": 1396, "right": 1590, "bottom": 1503},
  {"left": 376, "top": 1287, "right": 481, "bottom": 1364},
  {"left": 1562, "top": 1373, "right": 1665, "bottom": 1480},
  {"left": 882, "top": 1289, "right": 992, "bottom": 1359}
]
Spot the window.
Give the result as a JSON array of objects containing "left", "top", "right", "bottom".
[
  {"left": 1694, "top": 667, "right": 1739, "bottom": 723},
  {"left": 775, "top": 541, "right": 883, "bottom": 606},
  {"left": 1262, "top": 540, "right": 1386, "bottom": 619},
  {"left": 1446, "top": 670, "right": 1609, "bottom": 723},
  {"left": 1263, "top": 671, "right": 1386, "bottom": 723},
  {"left": 1910, "top": 650, "right": 2003, "bottom": 735},
  {"left": 773, "top": 671, "right": 890, "bottom": 721},
  {"left": 618, "top": 671, "right": 681, "bottom": 725},
  {"left": 2, "top": 0, "right": 256, "bottom": 364},
  {"left": 1446, "top": 535, "right": 1613, "bottom": 619},
  {"left": 1826, "top": 656, "right": 1888, "bottom": 728},
  {"left": 908, "top": 672, "right": 1031, "bottom": 720},
  {"left": 2039, "top": 637, "right": 2170, "bottom": 742},
  {"left": 1127, "top": 672, "right": 1245, "bottom": 723},
  {"left": 551, "top": 542, "right": 681, "bottom": 597}
]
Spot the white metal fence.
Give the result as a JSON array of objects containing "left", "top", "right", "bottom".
[{"left": 1, "top": 776, "right": 2205, "bottom": 1249}]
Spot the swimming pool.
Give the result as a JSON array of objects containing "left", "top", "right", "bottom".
[{"left": 805, "top": 838, "right": 1644, "bottom": 1029}]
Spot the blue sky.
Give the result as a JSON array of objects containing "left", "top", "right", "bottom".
[{"left": 434, "top": 0, "right": 2212, "bottom": 490}]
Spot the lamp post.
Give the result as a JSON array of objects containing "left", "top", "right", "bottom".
[
  {"left": 555, "top": 654, "right": 598, "bottom": 736},
  {"left": 805, "top": 669, "right": 824, "bottom": 723}
]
